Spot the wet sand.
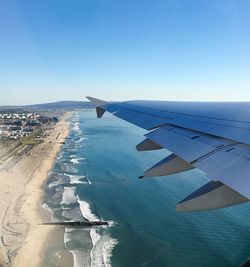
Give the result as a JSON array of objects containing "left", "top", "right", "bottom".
[{"left": 0, "top": 113, "right": 72, "bottom": 267}]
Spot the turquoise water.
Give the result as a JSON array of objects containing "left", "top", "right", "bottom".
[{"left": 45, "top": 110, "right": 250, "bottom": 267}]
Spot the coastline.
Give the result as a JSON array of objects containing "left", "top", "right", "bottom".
[
  {"left": 0, "top": 112, "right": 72, "bottom": 267},
  {"left": 14, "top": 112, "right": 72, "bottom": 267}
]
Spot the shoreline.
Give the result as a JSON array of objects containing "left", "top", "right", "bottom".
[
  {"left": 0, "top": 112, "right": 72, "bottom": 267},
  {"left": 13, "top": 112, "right": 72, "bottom": 267}
]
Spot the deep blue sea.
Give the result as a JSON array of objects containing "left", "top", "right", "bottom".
[{"left": 43, "top": 110, "right": 250, "bottom": 267}]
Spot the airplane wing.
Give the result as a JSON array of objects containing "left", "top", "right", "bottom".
[{"left": 87, "top": 97, "right": 250, "bottom": 211}]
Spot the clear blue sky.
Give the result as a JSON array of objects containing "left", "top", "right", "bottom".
[{"left": 0, "top": 0, "right": 249, "bottom": 105}]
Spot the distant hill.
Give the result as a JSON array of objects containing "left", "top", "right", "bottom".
[{"left": 21, "top": 101, "right": 94, "bottom": 110}]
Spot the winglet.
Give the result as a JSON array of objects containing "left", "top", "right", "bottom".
[
  {"left": 86, "top": 97, "right": 107, "bottom": 107},
  {"left": 86, "top": 97, "right": 107, "bottom": 118}
]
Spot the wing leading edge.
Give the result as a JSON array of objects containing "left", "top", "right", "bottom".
[{"left": 87, "top": 97, "right": 250, "bottom": 211}]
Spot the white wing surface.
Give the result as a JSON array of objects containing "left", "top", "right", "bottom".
[{"left": 87, "top": 97, "right": 250, "bottom": 211}]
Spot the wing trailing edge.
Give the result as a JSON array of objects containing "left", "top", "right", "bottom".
[
  {"left": 87, "top": 97, "right": 250, "bottom": 211},
  {"left": 86, "top": 96, "right": 107, "bottom": 106}
]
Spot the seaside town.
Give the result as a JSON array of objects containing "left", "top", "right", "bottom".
[
  {"left": 0, "top": 108, "right": 69, "bottom": 267},
  {"left": 0, "top": 112, "right": 59, "bottom": 140}
]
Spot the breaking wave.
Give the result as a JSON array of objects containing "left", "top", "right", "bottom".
[
  {"left": 43, "top": 111, "right": 118, "bottom": 267},
  {"left": 70, "top": 158, "right": 86, "bottom": 164},
  {"left": 61, "top": 187, "right": 77, "bottom": 205},
  {"left": 64, "top": 174, "right": 87, "bottom": 185},
  {"left": 77, "top": 196, "right": 118, "bottom": 267}
]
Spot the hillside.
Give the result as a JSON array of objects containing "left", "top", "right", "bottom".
[{"left": 20, "top": 101, "right": 94, "bottom": 111}]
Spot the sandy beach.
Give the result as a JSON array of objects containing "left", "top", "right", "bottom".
[{"left": 0, "top": 112, "right": 71, "bottom": 267}]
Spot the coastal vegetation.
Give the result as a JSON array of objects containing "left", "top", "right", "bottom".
[{"left": 20, "top": 128, "right": 44, "bottom": 146}]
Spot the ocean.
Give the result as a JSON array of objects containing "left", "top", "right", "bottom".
[{"left": 42, "top": 110, "right": 250, "bottom": 267}]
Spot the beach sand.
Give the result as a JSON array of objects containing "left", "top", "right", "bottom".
[{"left": 0, "top": 112, "right": 72, "bottom": 267}]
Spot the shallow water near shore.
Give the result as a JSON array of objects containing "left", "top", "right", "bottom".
[{"left": 42, "top": 110, "right": 250, "bottom": 267}]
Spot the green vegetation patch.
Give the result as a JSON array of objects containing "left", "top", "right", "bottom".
[{"left": 21, "top": 128, "right": 44, "bottom": 145}]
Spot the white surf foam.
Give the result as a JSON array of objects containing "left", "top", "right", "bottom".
[
  {"left": 70, "top": 158, "right": 86, "bottom": 164},
  {"left": 64, "top": 228, "right": 87, "bottom": 267},
  {"left": 85, "top": 176, "right": 92, "bottom": 185},
  {"left": 73, "top": 122, "right": 80, "bottom": 131},
  {"left": 77, "top": 197, "right": 98, "bottom": 221},
  {"left": 70, "top": 158, "right": 80, "bottom": 164},
  {"left": 74, "top": 144, "right": 84, "bottom": 149},
  {"left": 48, "top": 178, "right": 65, "bottom": 189},
  {"left": 70, "top": 249, "right": 85, "bottom": 267},
  {"left": 62, "top": 164, "right": 78, "bottom": 174},
  {"left": 75, "top": 137, "right": 87, "bottom": 144},
  {"left": 61, "top": 187, "right": 77, "bottom": 205},
  {"left": 65, "top": 174, "right": 87, "bottom": 185},
  {"left": 72, "top": 122, "right": 82, "bottom": 135},
  {"left": 77, "top": 196, "right": 118, "bottom": 267},
  {"left": 90, "top": 229, "right": 118, "bottom": 267},
  {"left": 42, "top": 203, "right": 53, "bottom": 214}
]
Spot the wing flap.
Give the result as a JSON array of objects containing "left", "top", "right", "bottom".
[
  {"left": 145, "top": 125, "right": 250, "bottom": 199},
  {"left": 194, "top": 144, "right": 250, "bottom": 198},
  {"left": 176, "top": 181, "right": 248, "bottom": 211},
  {"left": 87, "top": 97, "right": 250, "bottom": 210},
  {"left": 136, "top": 138, "right": 163, "bottom": 151},
  {"left": 145, "top": 125, "right": 233, "bottom": 162},
  {"left": 142, "top": 154, "right": 194, "bottom": 178}
]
